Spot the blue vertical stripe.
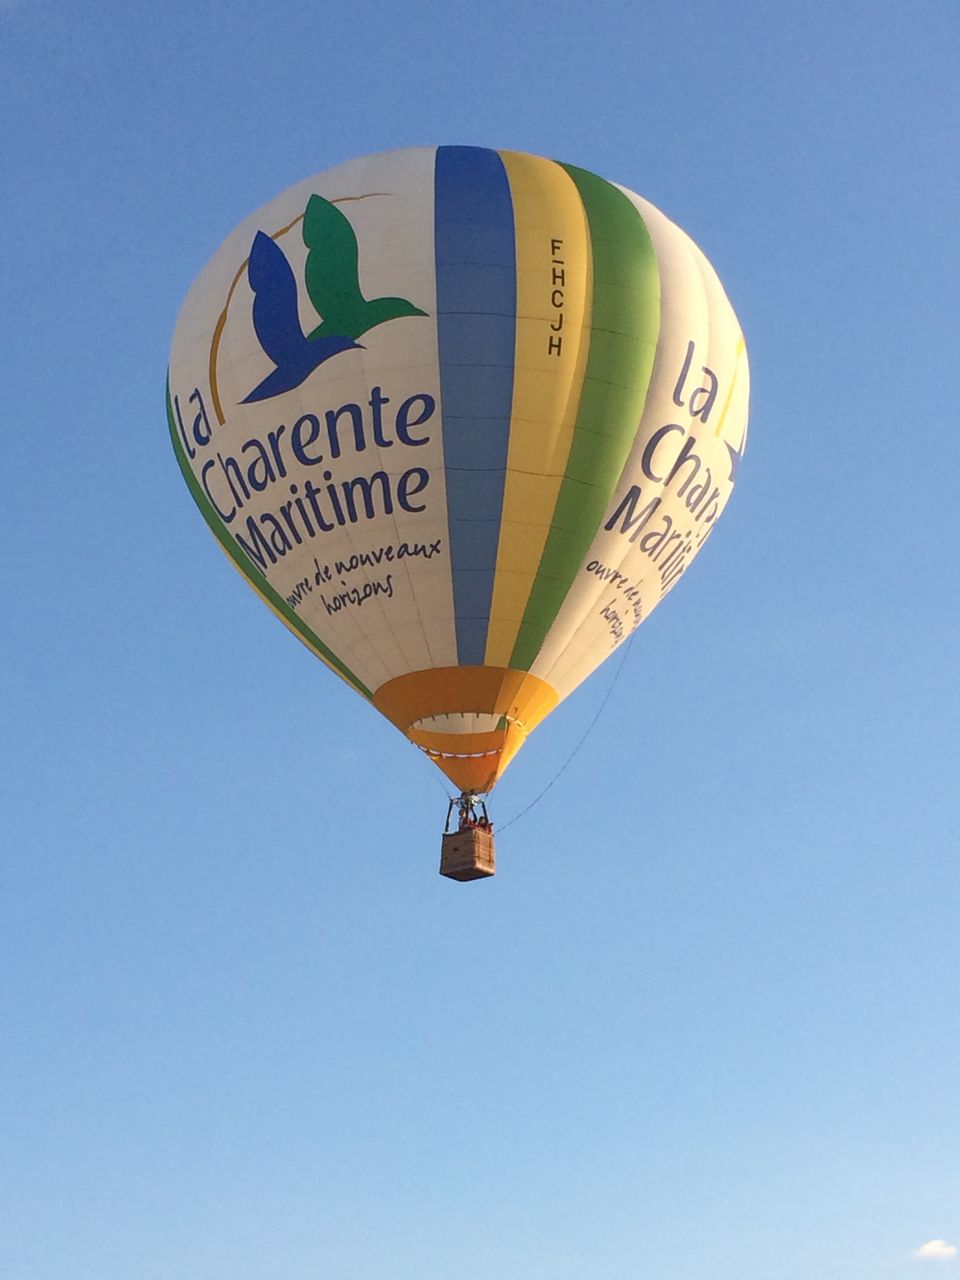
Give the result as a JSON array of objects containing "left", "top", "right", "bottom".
[{"left": 435, "top": 146, "right": 516, "bottom": 666}]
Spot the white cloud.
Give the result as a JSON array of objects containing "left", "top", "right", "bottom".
[{"left": 914, "top": 1240, "right": 958, "bottom": 1261}]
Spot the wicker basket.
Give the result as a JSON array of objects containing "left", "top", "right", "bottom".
[{"left": 440, "top": 827, "right": 496, "bottom": 881}]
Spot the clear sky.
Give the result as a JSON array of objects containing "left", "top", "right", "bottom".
[{"left": 2, "top": 2, "right": 958, "bottom": 1277}]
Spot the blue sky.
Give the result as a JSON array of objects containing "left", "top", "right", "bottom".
[{"left": 2, "top": 2, "right": 958, "bottom": 1277}]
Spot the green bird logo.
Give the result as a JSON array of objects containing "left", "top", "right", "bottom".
[{"left": 303, "top": 194, "right": 428, "bottom": 341}]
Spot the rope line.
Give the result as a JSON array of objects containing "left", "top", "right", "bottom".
[{"left": 496, "top": 633, "right": 636, "bottom": 834}]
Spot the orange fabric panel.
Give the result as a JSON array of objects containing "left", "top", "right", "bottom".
[
  {"left": 373, "top": 665, "right": 558, "bottom": 732},
  {"left": 412, "top": 722, "right": 527, "bottom": 793},
  {"left": 373, "top": 665, "right": 558, "bottom": 793}
]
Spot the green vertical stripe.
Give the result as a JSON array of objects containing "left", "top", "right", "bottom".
[
  {"left": 509, "top": 166, "right": 660, "bottom": 671},
  {"left": 166, "top": 378, "right": 372, "bottom": 700}
]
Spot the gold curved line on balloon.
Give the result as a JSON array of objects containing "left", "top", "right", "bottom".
[
  {"left": 207, "top": 194, "right": 390, "bottom": 426},
  {"left": 713, "top": 334, "right": 747, "bottom": 440}
]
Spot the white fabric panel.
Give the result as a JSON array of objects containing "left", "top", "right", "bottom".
[
  {"left": 533, "top": 189, "right": 749, "bottom": 700},
  {"left": 169, "top": 148, "right": 458, "bottom": 693}
]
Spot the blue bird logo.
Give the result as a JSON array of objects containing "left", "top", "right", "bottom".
[{"left": 242, "top": 231, "right": 361, "bottom": 403}]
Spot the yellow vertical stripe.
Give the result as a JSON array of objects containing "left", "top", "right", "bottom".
[{"left": 483, "top": 152, "right": 593, "bottom": 667}]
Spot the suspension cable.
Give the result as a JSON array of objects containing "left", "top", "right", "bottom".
[{"left": 496, "top": 633, "right": 636, "bottom": 834}]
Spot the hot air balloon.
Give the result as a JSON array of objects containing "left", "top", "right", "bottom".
[{"left": 167, "top": 146, "right": 749, "bottom": 879}]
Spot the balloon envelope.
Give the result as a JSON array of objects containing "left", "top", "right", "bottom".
[{"left": 168, "top": 146, "right": 749, "bottom": 792}]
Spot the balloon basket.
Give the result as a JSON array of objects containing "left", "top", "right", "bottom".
[{"left": 440, "top": 826, "right": 496, "bottom": 881}]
